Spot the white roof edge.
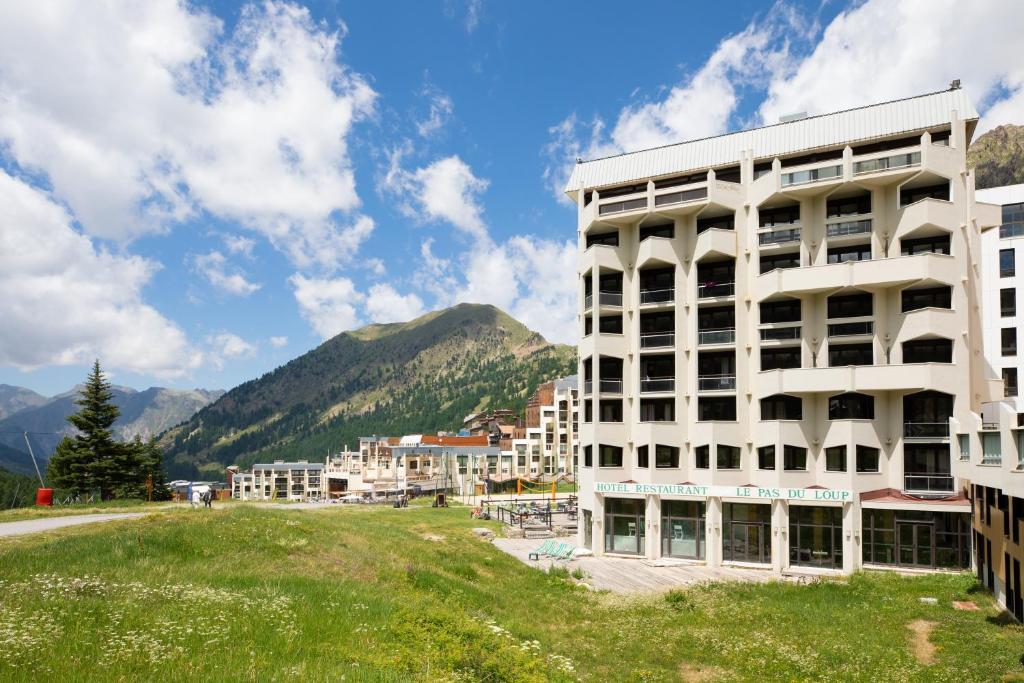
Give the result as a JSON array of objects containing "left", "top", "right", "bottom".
[
  {"left": 565, "top": 89, "right": 979, "bottom": 194},
  {"left": 976, "top": 184, "right": 1024, "bottom": 206}
]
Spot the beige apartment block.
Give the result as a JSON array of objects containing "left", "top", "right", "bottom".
[{"left": 567, "top": 87, "right": 1006, "bottom": 575}]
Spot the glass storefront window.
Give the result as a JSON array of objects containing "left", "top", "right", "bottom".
[
  {"left": 723, "top": 503, "right": 771, "bottom": 564},
  {"left": 604, "top": 498, "right": 645, "bottom": 555},
  {"left": 789, "top": 505, "right": 843, "bottom": 569},
  {"left": 661, "top": 501, "right": 706, "bottom": 560},
  {"left": 862, "top": 509, "right": 969, "bottom": 569}
]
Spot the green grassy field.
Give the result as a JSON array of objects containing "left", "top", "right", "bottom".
[{"left": 0, "top": 504, "right": 1021, "bottom": 682}]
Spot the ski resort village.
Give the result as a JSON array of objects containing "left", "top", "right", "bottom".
[{"left": 4, "top": 1, "right": 1024, "bottom": 681}]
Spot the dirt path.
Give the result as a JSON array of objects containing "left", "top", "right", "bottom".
[
  {"left": 0, "top": 513, "right": 146, "bottom": 538},
  {"left": 907, "top": 619, "right": 937, "bottom": 665}
]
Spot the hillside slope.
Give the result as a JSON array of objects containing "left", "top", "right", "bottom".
[
  {"left": 0, "top": 384, "right": 48, "bottom": 420},
  {"left": 160, "top": 304, "right": 577, "bottom": 478},
  {"left": 969, "top": 123, "right": 1024, "bottom": 189}
]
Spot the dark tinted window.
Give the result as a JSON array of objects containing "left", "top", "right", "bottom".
[
  {"left": 1001, "top": 249, "right": 1016, "bottom": 277},
  {"left": 640, "top": 398, "right": 674, "bottom": 422},
  {"left": 698, "top": 397, "right": 736, "bottom": 421},
  {"left": 761, "top": 347, "right": 801, "bottom": 370},
  {"left": 695, "top": 445, "right": 710, "bottom": 469},
  {"left": 903, "top": 338, "right": 952, "bottom": 363},
  {"left": 1004, "top": 368, "right": 1018, "bottom": 397},
  {"left": 586, "top": 231, "right": 619, "bottom": 248},
  {"left": 902, "top": 234, "right": 950, "bottom": 256},
  {"left": 783, "top": 446, "right": 807, "bottom": 471},
  {"left": 599, "top": 315, "right": 623, "bottom": 334},
  {"left": 599, "top": 444, "right": 623, "bottom": 467},
  {"left": 599, "top": 400, "right": 623, "bottom": 422},
  {"left": 827, "top": 244, "right": 871, "bottom": 263},
  {"left": 1002, "top": 288, "right": 1016, "bottom": 317},
  {"left": 760, "top": 299, "right": 801, "bottom": 323},
  {"left": 901, "top": 286, "right": 951, "bottom": 312},
  {"left": 656, "top": 445, "right": 679, "bottom": 468},
  {"left": 697, "top": 214, "right": 734, "bottom": 233},
  {"left": 637, "top": 445, "right": 648, "bottom": 468},
  {"left": 761, "top": 394, "right": 802, "bottom": 420},
  {"left": 583, "top": 445, "right": 592, "bottom": 467},
  {"left": 829, "top": 392, "right": 874, "bottom": 419},
  {"left": 1003, "top": 328, "right": 1017, "bottom": 356},
  {"left": 760, "top": 204, "right": 800, "bottom": 227},
  {"left": 856, "top": 446, "right": 880, "bottom": 472},
  {"left": 827, "top": 194, "right": 871, "bottom": 218},
  {"left": 825, "top": 446, "right": 847, "bottom": 472},
  {"left": 717, "top": 445, "right": 741, "bottom": 469},
  {"left": 760, "top": 253, "right": 800, "bottom": 273},
  {"left": 828, "top": 343, "right": 873, "bottom": 367},
  {"left": 900, "top": 183, "right": 949, "bottom": 205},
  {"left": 828, "top": 293, "right": 872, "bottom": 318},
  {"left": 757, "top": 445, "right": 776, "bottom": 469},
  {"left": 639, "top": 223, "right": 674, "bottom": 241}
]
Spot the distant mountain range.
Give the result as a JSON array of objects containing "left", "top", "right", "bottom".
[
  {"left": 160, "top": 304, "right": 577, "bottom": 479},
  {"left": 0, "top": 385, "right": 223, "bottom": 477},
  {"left": 969, "top": 123, "right": 1024, "bottom": 189}
]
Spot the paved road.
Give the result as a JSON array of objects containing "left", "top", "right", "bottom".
[{"left": 0, "top": 512, "right": 147, "bottom": 538}]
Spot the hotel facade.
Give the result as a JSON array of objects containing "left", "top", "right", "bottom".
[
  {"left": 567, "top": 87, "right": 1007, "bottom": 575},
  {"left": 973, "top": 183, "right": 1024, "bottom": 618}
]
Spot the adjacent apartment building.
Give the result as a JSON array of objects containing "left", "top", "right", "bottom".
[
  {"left": 974, "top": 183, "right": 1024, "bottom": 619},
  {"left": 567, "top": 86, "right": 1007, "bottom": 575},
  {"left": 511, "top": 376, "right": 581, "bottom": 480}
]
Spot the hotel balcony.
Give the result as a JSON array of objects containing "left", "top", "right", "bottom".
[
  {"left": 895, "top": 198, "right": 958, "bottom": 240},
  {"left": 697, "top": 281, "right": 735, "bottom": 300},
  {"left": 698, "top": 327, "right": 735, "bottom": 347},
  {"left": 598, "top": 379, "right": 623, "bottom": 395},
  {"left": 903, "top": 473, "right": 955, "bottom": 494},
  {"left": 697, "top": 374, "right": 736, "bottom": 392},
  {"left": 827, "top": 321, "right": 873, "bottom": 339},
  {"left": 639, "top": 331, "right": 675, "bottom": 350},
  {"left": 903, "top": 421, "right": 950, "bottom": 440},
  {"left": 757, "top": 362, "right": 958, "bottom": 396},
  {"left": 826, "top": 218, "right": 873, "bottom": 240},
  {"left": 693, "top": 227, "right": 738, "bottom": 263},
  {"left": 580, "top": 176, "right": 743, "bottom": 231},
  {"left": 640, "top": 377, "right": 675, "bottom": 394},
  {"left": 759, "top": 324, "right": 802, "bottom": 344},
  {"left": 756, "top": 252, "right": 958, "bottom": 299},
  {"left": 639, "top": 287, "right": 674, "bottom": 307},
  {"left": 758, "top": 226, "right": 801, "bottom": 247}
]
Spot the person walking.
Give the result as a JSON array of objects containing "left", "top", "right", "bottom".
[{"left": 191, "top": 488, "right": 201, "bottom": 509}]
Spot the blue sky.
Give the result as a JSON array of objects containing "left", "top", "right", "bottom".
[{"left": 0, "top": 0, "right": 1022, "bottom": 396}]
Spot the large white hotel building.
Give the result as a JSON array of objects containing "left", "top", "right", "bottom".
[{"left": 567, "top": 87, "right": 1009, "bottom": 575}]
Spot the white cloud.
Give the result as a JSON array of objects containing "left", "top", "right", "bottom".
[
  {"left": 290, "top": 274, "right": 363, "bottom": 339},
  {"left": 364, "top": 257, "right": 387, "bottom": 276},
  {"left": 758, "top": 0, "right": 1024, "bottom": 133},
  {"left": 222, "top": 234, "right": 256, "bottom": 258},
  {"left": 189, "top": 250, "right": 261, "bottom": 296},
  {"left": 416, "top": 87, "right": 454, "bottom": 138},
  {"left": 269, "top": 336, "right": 289, "bottom": 348},
  {"left": 384, "top": 154, "right": 489, "bottom": 238},
  {"left": 206, "top": 332, "right": 257, "bottom": 370},
  {"left": 0, "top": 170, "right": 201, "bottom": 377},
  {"left": 0, "top": 0, "right": 377, "bottom": 270},
  {"left": 365, "top": 283, "right": 426, "bottom": 323}
]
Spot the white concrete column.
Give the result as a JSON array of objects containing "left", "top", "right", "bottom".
[
  {"left": 844, "top": 501, "right": 860, "bottom": 574},
  {"left": 646, "top": 495, "right": 661, "bottom": 560},
  {"left": 706, "top": 496, "right": 723, "bottom": 567},
  {"left": 772, "top": 499, "right": 789, "bottom": 574},
  {"left": 593, "top": 493, "right": 606, "bottom": 556}
]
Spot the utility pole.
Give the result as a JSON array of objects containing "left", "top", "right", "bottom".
[{"left": 23, "top": 432, "right": 44, "bottom": 487}]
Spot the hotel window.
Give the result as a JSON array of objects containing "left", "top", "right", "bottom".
[
  {"left": 829, "top": 392, "right": 874, "bottom": 419},
  {"left": 828, "top": 343, "right": 873, "bottom": 367},
  {"left": 899, "top": 182, "right": 949, "bottom": 206},
  {"left": 759, "top": 253, "right": 800, "bottom": 274},
  {"left": 982, "top": 433, "right": 1002, "bottom": 465},
  {"left": 957, "top": 434, "right": 970, "bottom": 462},
  {"left": 901, "top": 286, "right": 951, "bottom": 312},
  {"left": 656, "top": 445, "right": 680, "bottom": 468},
  {"left": 695, "top": 445, "right": 710, "bottom": 469},
  {"left": 1004, "top": 368, "right": 1019, "bottom": 397},
  {"left": 827, "top": 244, "right": 871, "bottom": 264},
  {"left": 761, "top": 347, "right": 801, "bottom": 370},
  {"left": 697, "top": 214, "right": 734, "bottom": 234},
  {"left": 599, "top": 400, "right": 623, "bottom": 422},
  {"left": 856, "top": 446, "right": 880, "bottom": 472},
  {"left": 827, "top": 193, "right": 871, "bottom": 218},
  {"left": 457, "top": 455, "right": 468, "bottom": 474},
  {"left": 825, "top": 446, "right": 847, "bottom": 472},
  {"left": 1003, "top": 328, "right": 1018, "bottom": 357},
  {"left": 783, "top": 446, "right": 807, "bottom": 471},
  {"left": 639, "top": 222, "right": 674, "bottom": 241},
  {"left": 757, "top": 445, "right": 776, "bottom": 470},
  {"left": 902, "top": 338, "right": 953, "bottom": 364},
  {"left": 599, "top": 444, "right": 623, "bottom": 468},
  {"left": 583, "top": 445, "right": 592, "bottom": 467},
  {"left": 1002, "top": 289, "right": 1017, "bottom": 317},
  {"left": 640, "top": 398, "right": 674, "bottom": 422},
  {"left": 901, "top": 234, "right": 950, "bottom": 256},
  {"left": 717, "top": 445, "right": 741, "bottom": 470},
  {"left": 1001, "top": 248, "right": 1016, "bottom": 277},
  {"left": 586, "top": 230, "right": 619, "bottom": 249},
  {"left": 760, "top": 394, "right": 802, "bottom": 420},
  {"left": 698, "top": 397, "right": 736, "bottom": 421},
  {"left": 599, "top": 315, "right": 623, "bottom": 334},
  {"left": 583, "top": 399, "right": 592, "bottom": 423},
  {"left": 760, "top": 298, "right": 801, "bottom": 323},
  {"left": 828, "top": 292, "right": 872, "bottom": 319},
  {"left": 637, "top": 445, "right": 649, "bottom": 468},
  {"left": 584, "top": 316, "right": 593, "bottom": 336}
]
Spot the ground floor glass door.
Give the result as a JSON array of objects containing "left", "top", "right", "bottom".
[
  {"left": 662, "top": 501, "right": 705, "bottom": 559},
  {"left": 723, "top": 503, "right": 771, "bottom": 564},
  {"left": 604, "top": 498, "right": 645, "bottom": 555},
  {"left": 898, "top": 522, "right": 935, "bottom": 567}
]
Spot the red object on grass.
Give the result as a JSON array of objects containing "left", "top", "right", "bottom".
[{"left": 35, "top": 488, "right": 53, "bottom": 506}]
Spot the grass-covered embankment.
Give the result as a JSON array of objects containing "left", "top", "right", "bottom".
[{"left": 0, "top": 504, "right": 1021, "bottom": 681}]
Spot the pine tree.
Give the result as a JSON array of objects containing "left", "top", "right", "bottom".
[{"left": 47, "top": 360, "right": 124, "bottom": 499}]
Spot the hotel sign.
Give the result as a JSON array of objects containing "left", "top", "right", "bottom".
[{"left": 594, "top": 482, "right": 852, "bottom": 503}]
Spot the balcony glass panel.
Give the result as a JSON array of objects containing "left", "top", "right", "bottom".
[
  {"left": 903, "top": 422, "right": 950, "bottom": 438},
  {"left": 697, "top": 282, "right": 734, "bottom": 298},
  {"left": 698, "top": 328, "right": 736, "bottom": 345},
  {"left": 827, "top": 321, "right": 873, "bottom": 337},
  {"left": 599, "top": 379, "right": 623, "bottom": 394},
  {"left": 640, "top": 332, "right": 674, "bottom": 348},
  {"left": 781, "top": 164, "right": 841, "bottom": 187},
  {"left": 698, "top": 374, "right": 736, "bottom": 391},
  {"left": 599, "top": 197, "right": 646, "bottom": 216},
  {"left": 904, "top": 474, "right": 954, "bottom": 493},
  {"left": 853, "top": 151, "right": 920, "bottom": 175},
  {"left": 759, "top": 228, "right": 801, "bottom": 245},
  {"left": 599, "top": 291, "right": 622, "bottom": 307},
  {"left": 760, "top": 325, "right": 801, "bottom": 341},
  {"left": 640, "top": 288, "right": 674, "bottom": 304},
  {"left": 655, "top": 186, "right": 707, "bottom": 207},
  {"left": 640, "top": 378, "right": 675, "bottom": 393},
  {"left": 826, "top": 219, "right": 872, "bottom": 238}
]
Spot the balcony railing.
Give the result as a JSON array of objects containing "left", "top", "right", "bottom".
[
  {"left": 759, "top": 227, "right": 801, "bottom": 245},
  {"left": 904, "top": 422, "right": 950, "bottom": 438},
  {"left": 828, "top": 321, "right": 873, "bottom": 337},
  {"left": 599, "top": 291, "right": 623, "bottom": 307},
  {"left": 640, "top": 377, "right": 675, "bottom": 393},
  {"left": 904, "top": 474, "right": 954, "bottom": 493},
  {"left": 853, "top": 150, "right": 921, "bottom": 175},
  {"left": 826, "top": 219, "right": 872, "bottom": 238},
  {"left": 1000, "top": 222, "right": 1024, "bottom": 239},
  {"left": 760, "top": 326, "right": 801, "bottom": 341},
  {"left": 599, "top": 197, "right": 646, "bottom": 216},
  {"left": 697, "top": 281, "right": 734, "bottom": 299},
  {"left": 655, "top": 186, "right": 707, "bottom": 207},
  {"left": 584, "top": 293, "right": 593, "bottom": 310},
  {"left": 781, "top": 164, "right": 842, "bottom": 187},
  {"left": 583, "top": 380, "right": 592, "bottom": 395},
  {"left": 640, "top": 332, "right": 674, "bottom": 348},
  {"left": 697, "top": 374, "right": 736, "bottom": 391},
  {"left": 698, "top": 328, "right": 736, "bottom": 345},
  {"left": 599, "top": 379, "right": 623, "bottom": 394},
  {"left": 639, "top": 288, "right": 674, "bottom": 305}
]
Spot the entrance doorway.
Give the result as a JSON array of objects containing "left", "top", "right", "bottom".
[
  {"left": 661, "top": 501, "right": 705, "bottom": 560},
  {"left": 789, "top": 505, "right": 843, "bottom": 569},
  {"left": 897, "top": 522, "right": 935, "bottom": 567},
  {"left": 582, "top": 510, "right": 593, "bottom": 549},
  {"left": 723, "top": 503, "right": 771, "bottom": 564},
  {"left": 604, "top": 498, "right": 645, "bottom": 555}
]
